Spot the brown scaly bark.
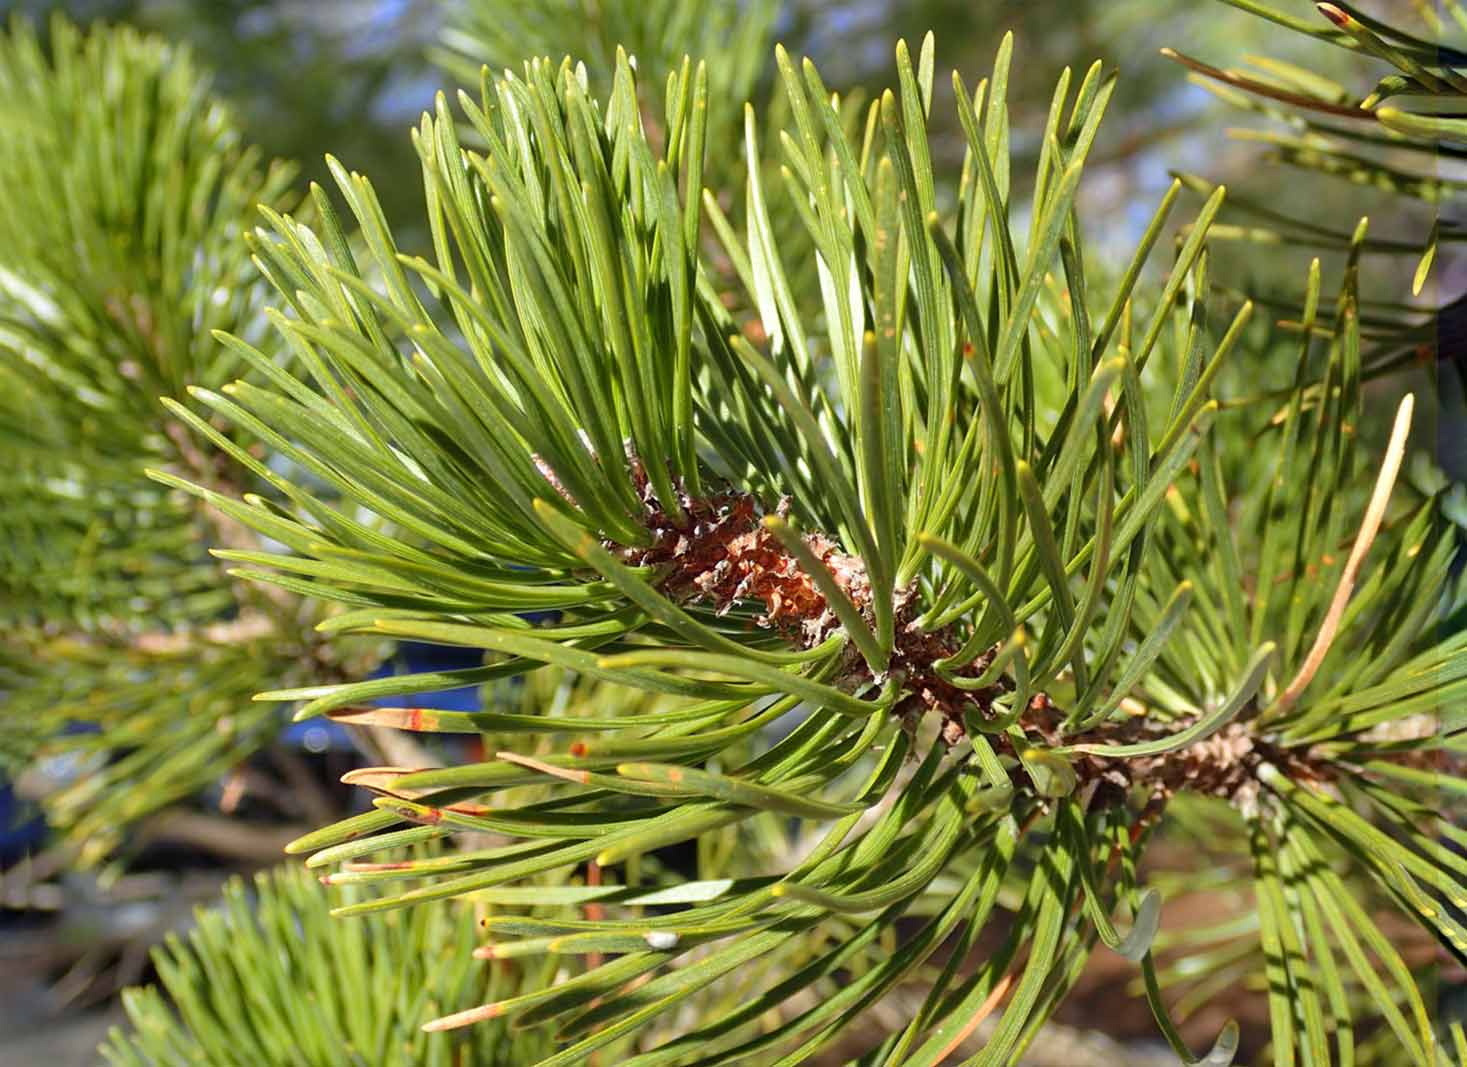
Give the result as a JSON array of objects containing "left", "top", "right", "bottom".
[{"left": 615, "top": 471, "right": 1010, "bottom": 743}]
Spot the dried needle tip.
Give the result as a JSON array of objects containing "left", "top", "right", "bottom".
[{"left": 422, "top": 1002, "right": 502, "bottom": 1032}]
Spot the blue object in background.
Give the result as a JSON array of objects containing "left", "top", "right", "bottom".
[
  {"left": 278, "top": 640, "right": 486, "bottom": 753},
  {"left": 0, "top": 641, "right": 490, "bottom": 858},
  {"left": 0, "top": 783, "right": 45, "bottom": 868},
  {"left": 372, "top": 641, "right": 486, "bottom": 711},
  {"left": 278, "top": 717, "right": 358, "bottom": 754},
  {"left": 0, "top": 722, "right": 97, "bottom": 867}
]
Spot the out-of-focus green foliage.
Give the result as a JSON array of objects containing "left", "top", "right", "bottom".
[
  {"left": 0, "top": 16, "right": 344, "bottom": 858},
  {"left": 1170, "top": 1, "right": 1462, "bottom": 357},
  {"left": 439, "top": 0, "right": 777, "bottom": 164},
  {"left": 0, "top": 15, "right": 293, "bottom": 630},
  {"left": 101, "top": 861, "right": 571, "bottom": 1067},
  {"left": 11, "top": 0, "right": 440, "bottom": 231}
]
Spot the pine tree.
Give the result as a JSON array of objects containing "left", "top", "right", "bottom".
[
  {"left": 4, "top": 3, "right": 1465, "bottom": 1065},
  {"left": 0, "top": 14, "right": 371, "bottom": 865}
]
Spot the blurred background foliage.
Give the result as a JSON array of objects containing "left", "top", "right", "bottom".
[
  {"left": 6, "top": 1, "right": 1444, "bottom": 421},
  {"left": 2, "top": 2, "right": 1442, "bottom": 432},
  {"left": 0, "top": 1, "right": 1418, "bottom": 267},
  {"left": 0, "top": 1, "right": 1438, "bottom": 345}
]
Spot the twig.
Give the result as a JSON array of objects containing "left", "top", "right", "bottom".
[
  {"left": 359, "top": 726, "right": 443, "bottom": 773},
  {"left": 1274, "top": 393, "right": 1414, "bottom": 713},
  {"left": 268, "top": 746, "right": 341, "bottom": 825},
  {"left": 139, "top": 811, "right": 307, "bottom": 863},
  {"left": 131, "top": 612, "right": 276, "bottom": 654}
]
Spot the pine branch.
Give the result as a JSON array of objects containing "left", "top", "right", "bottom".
[
  {"left": 154, "top": 20, "right": 1466, "bottom": 1060},
  {"left": 3, "top": 5, "right": 1455, "bottom": 1062},
  {"left": 101, "top": 862, "right": 570, "bottom": 1067}
]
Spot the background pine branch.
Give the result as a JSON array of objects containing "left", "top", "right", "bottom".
[{"left": 0, "top": 14, "right": 389, "bottom": 866}]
